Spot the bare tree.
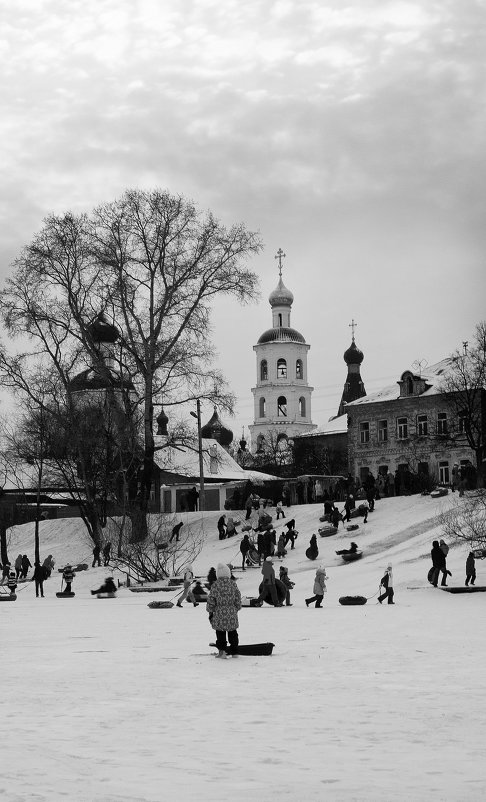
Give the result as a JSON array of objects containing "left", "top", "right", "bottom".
[
  {"left": 440, "top": 490, "right": 486, "bottom": 550},
  {"left": 440, "top": 321, "right": 486, "bottom": 485},
  {"left": 0, "top": 189, "right": 262, "bottom": 540}
]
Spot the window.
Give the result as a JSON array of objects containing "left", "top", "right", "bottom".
[
  {"left": 260, "top": 360, "right": 268, "bottom": 381},
  {"left": 458, "top": 412, "right": 467, "bottom": 434},
  {"left": 438, "top": 461, "right": 450, "bottom": 484},
  {"left": 417, "top": 414, "right": 428, "bottom": 436},
  {"left": 378, "top": 420, "right": 388, "bottom": 442},
  {"left": 437, "top": 412, "right": 448, "bottom": 435},
  {"left": 406, "top": 377, "right": 413, "bottom": 395},
  {"left": 296, "top": 359, "right": 303, "bottom": 379},
  {"left": 397, "top": 417, "right": 408, "bottom": 439},
  {"left": 277, "top": 396, "right": 287, "bottom": 417},
  {"left": 277, "top": 358, "right": 287, "bottom": 378},
  {"left": 299, "top": 396, "right": 306, "bottom": 417},
  {"left": 259, "top": 397, "right": 266, "bottom": 418},
  {"left": 359, "top": 422, "right": 370, "bottom": 443}
]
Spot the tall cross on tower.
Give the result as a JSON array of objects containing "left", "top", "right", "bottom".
[
  {"left": 349, "top": 318, "right": 357, "bottom": 341},
  {"left": 275, "top": 248, "right": 286, "bottom": 278}
]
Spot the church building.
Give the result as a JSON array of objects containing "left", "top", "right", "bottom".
[{"left": 249, "top": 250, "right": 316, "bottom": 453}]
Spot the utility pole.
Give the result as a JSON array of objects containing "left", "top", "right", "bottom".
[{"left": 190, "top": 400, "right": 205, "bottom": 512}]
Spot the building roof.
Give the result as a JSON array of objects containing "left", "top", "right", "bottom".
[
  {"left": 293, "top": 413, "right": 348, "bottom": 438},
  {"left": 153, "top": 437, "right": 277, "bottom": 482},
  {"left": 345, "top": 358, "right": 452, "bottom": 407},
  {"left": 257, "top": 326, "right": 306, "bottom": 345}
]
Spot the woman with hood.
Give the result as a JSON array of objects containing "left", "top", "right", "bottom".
[
  {"left": 176, "top": 564, "right": 199, "bottom": 607},
  {"left": 206, "top": 563, "right": 242, "bottom": 658},
  {"left": 305, "top": 564, "right": 328, "bottom": 608}
]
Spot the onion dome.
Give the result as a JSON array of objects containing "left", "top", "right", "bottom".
[
  {"left": 156, "top": 407, "right": 169, "bottom": 436},
  {"left": 88, "top": 312, "right": 119, "bottom": 344},
  {"left": 258, "top": 327, "right": 305, "bottom": 344},
  {"left": 201, "top": 407, "right": 233, "bottom": 447},
  {"left": 268, "top": 277, "right": 294, "bottom": 307},
  {"left": 344, "top": 339, "right": 364, "bottom": 366}
]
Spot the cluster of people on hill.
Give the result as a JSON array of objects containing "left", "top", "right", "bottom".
[
  {"left": 92, "top": 543, "right": 112, "bottom": 567},
  {"left": 429, "top": 539, "right": 452, "bottom": 587}
]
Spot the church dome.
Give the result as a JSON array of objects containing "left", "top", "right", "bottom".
[
  {"left": 344, "top": 340, "right": 364, "bottom": 366},
  {"left": 258, "top": 326, "right": 306, "bottom": 345},
  {"left": 88, "top": 312, "right": 119, "bottom": 344},
  {"left": 201, "top": 407, "right": 233, "bottom": 447},
  {"left": 268, "top": 278, "right": 294, "bottom": 307}
]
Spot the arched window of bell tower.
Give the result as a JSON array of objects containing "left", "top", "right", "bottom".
[
  {"left": 260, "top": 360, "right": 268, "bottom": 381},
  {"left": 259, "top": 397, "right": 266, "bottom": 418},
  {"left": 299, "top": 397, "right": 306, "bottom": 417},
  {"left": 277, "top": 358, "right": 287, "bottom": 378},
  {"left": 278, "top": 313, "right": 282, "bottom": 327},
  {"left": 296, "top": 359, "right": 303, "bottom": 379},
  {"left": 277, "top": 396, "right": 287, "bottom": 417}
]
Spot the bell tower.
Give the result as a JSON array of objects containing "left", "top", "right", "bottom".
[{"left": 249, "top": 250, "right": 316, "bottom": 453}]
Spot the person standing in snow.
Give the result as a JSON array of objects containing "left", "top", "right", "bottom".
[
  {"left": 439, "top": 539, "right": 451, "bottom": 585},
  {"left": 15, "top": 554, "right": 23, "bottom": 579},
  {"left": 378, "top": 564, "right": 394, "bottom": 604},
  {"left": 42, "top": 555, "right": 55, "bottom": 578},
  {"left": 7, "top": 569, "right": 17, "bottom": 596},
  {"left": 465, "top": 552, "right": 476, "bottom": 586},
  {"left": 239, "top": 534, "right": 251, "bottom": 571},
  {"left": 276, "top": 500, "right": 286, "bottom": 520},
  {"left": 255, "top": 557, "right": 282, "bottom": 607},
  {"left": 92, "top": 545, "right": 102, "bottom": 567},
  {"left": 170, "top": 521, "right": 183, "bottom": 543},
  {"left": 429, "top": 540, "right": 446, "bottom": 587},
  {"left": 62, "top": 565, "right": 75, "bottom": 594},
  {"left": 176, "top": 564, "right": 199, "bottom": 607},
  {"left": 102, "top": 542, "right": 112, "bottom": 566},
  {"left": 217, "top": 515, "right": 227, "bottom": 540},
  {"left": 283, "top": 519, "right": 297, "bottom": 550},
  {"left": 305, "top": 564, "right": 327, "bottom": 608},
  {"left": 20, "top": 554, "right": 32, "bottom": 579},
  {"left": 276, "top": 532, "right": 287, "bottom": 559},
  {"left": 33, "top": 562, "right": 45, "bottom": 598},
  {"left": 207, "top": 562, "right": 242, "bottom": 658},
  {"left": 279, "top": 566, "right": 294, "bottom": 606}
]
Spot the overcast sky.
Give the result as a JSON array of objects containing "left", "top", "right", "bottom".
[{"left": 1, "top": 0, "right": 485, "bottom": 443}]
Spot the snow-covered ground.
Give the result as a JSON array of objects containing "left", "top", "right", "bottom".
[{"left": 2, "top": 494, "right": 486, "bottom": 802}]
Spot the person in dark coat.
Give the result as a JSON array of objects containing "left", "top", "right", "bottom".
[
  {"left": 91, "top": 576, "right": 117, "bottom": 595},
  {"left": 255, "top": 557, "right": 282, "bottom": 607},
  {"left": 92, "top": 545, "right": 102, "bottom": 567},
  {"left": 378, "top": 564, "right": 394, "bottom": 604},
  {"left": 188, "top": 486, "right": 199, "bottom": 512},
  {"left": 256, "top": 532, "right": 265, "bottom": 565},
  {"left": 42, "top": 555, "right": 55, "bottom": 578},
  {"left": 206, "top": 562, "right": 242, "bottom": 658},
  {"left": 33, "top": 562, "right": 45, "bottom": 598},
  {"left": 279, "top": 566, "right": 294, "bottom": 606},
  {"left": 207, "top": 566, "right": 217, "bottom": 588},
  {"left": 217, "top": 515, "right": 227, "bottom": 540},
  {"left": 465, "top": 552, "right": 476, "bottom": 586},
  {"left": 331, "top": 507, "right": 343, "bottom": 528},
  {"left": 103, "top": 542, "right": 112, "bottom": 566},
  {"left": 20, "top": 555, "right": 32, "bottom": 579},
  {"left": 239, "top": 534, "right": 251, "bottom": 571},
  {"left": 308, "top": 534, "right": 318, "bottom": 558},
  {"left": 15, "top": 554, "right": 23, "bottom": 579},
  {"left": 284, "top": 519, "right": 297, "bottom": 549},
  {"left": 430, "top": 540, "right": 446, "bottom": 587},
  {"left": 170, "top": 522, "right": 183, "bottom": 543}
]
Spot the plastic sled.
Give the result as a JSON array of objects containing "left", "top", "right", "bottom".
[
  {"left": 319, "top": 526, "right": 338, "bottom": 537},
  {"left": 210, "top": 642, "right": 274, "bottom": 656},
  {"left": 258, "top": 578, "right": 287, "bottom": 606},
  {"left": 338, "top": 551, "right": 363, "bottom": 562},
  {"left": 441, "top": 586, "right": 486, "bottom": 594},
  {"left": 431, "top": 488, "right": 448, "bottom": 498},
  {"left": 346, "top": 524, "right": 360, "bottom": 531},
  {"left": 56, "top": 592, "right": 75, "bottom": 598},
  {"left": 0, "top": 594, "right": 17, "bottom": 601},
  {"left": 129, "top": 586, "right": 166, "bottom": 593},
  {"left": 96, "top": 592, "right": 116, "bottom": 599},
  {"left": 305, "top": 547, "right": 319, "bottom": 561},
  {"left": 74, "top": 563, "right": 89, "bottom": 572},
  {"left": 339, "top": 595, "right": 367, "bottom": 605},
  {"left": 241, "top": 596, "right": 262, "bottom": 607},
  {"left": 147, "top": 600, "right": 175, "bottom": 609}
]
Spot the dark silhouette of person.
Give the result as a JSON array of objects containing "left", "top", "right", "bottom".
[
  {"left": 170, "top": 522, "right": 183, "bottom": 543},
  {"left": 103, "top": 542, "right": 111, "bottom": 566},
  {"left": 92, "top": 545, "right": 102, "bottom": 567}
]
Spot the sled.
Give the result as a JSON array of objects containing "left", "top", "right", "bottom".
[
  {"left": 339, "top": 595, "right": 367, "bottom": 606},
  {"left": 0, "top": 594, "right": 17, "bottom": 601},
  {"left": 473, "top": 549, "right": 486, "bottom": 559},
  {"left": 96, "top": 592, "right": 116, "bottom": 599},
  {"left": 210, "top": 642, "right": 274, "bottom": 656},
  {"left": 74, "top": 563, "right": 89, "bottom": 572},
  {"left": 56, "top": 592, "right": 75, "bottom": 598},
  {"left": 337, "top": 550, "right": 363, "bottom": 562},
  {"left": 147, "top": 600, "right": 175, "bottom": 609},
  {"left": 129, "top": 586, "right": 167, "bottom": 593},
  {"left": 305, "top": 547, "right": 319, "bottom": 561},
  {"left": 430, "top": 488, "right": 448, "bottom": 498},
  {"left": 241, "top": 596, "right": 262, "bottom": 607},
  {"left": 427, "top": 567, "right": 435, "bottom": 584},
  {"left": 346, "top": 524, "right": 360, "bottom": 532},
  {"left": 258, "top": 578, "right": 287, "bottom": 606},
  {"left": 318, "top": 526, "right": 338, "bottom": 537},
  {"left": 440, "top": 586, "right": 486, "bottom": 594}
]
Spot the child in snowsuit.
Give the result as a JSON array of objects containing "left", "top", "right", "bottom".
[
  {"left": 465, "top": 552, "right": 476, "bottom": 586},
  {"left": 206, "top": 562, "right": 242, "bottom": 658},
  {"left": 176, "top": 565, "right": 199, "bottom": 607},
  {"left": 276, "top": 533, "right": 287, "bottom": 559},
  {"left": 62, "top": 565, "right": 75, "bottom": 594},
  {"left": 91, "top": 577, "right": 117, "bottom": 595},
  {"left": 378, "top": 564, "right": 394, "bottom": 604},
  {"left": 7, "top": 569, "right": 17, "bottom": 596},
  {"left": 305, "top": 565, "right": 327, "bottom": 608},
  {"left": 279, "top": 566, "right": 294, "bottom": 606},
  {"left": 276, "top": 500, "right": 286, "bottom": 520}
]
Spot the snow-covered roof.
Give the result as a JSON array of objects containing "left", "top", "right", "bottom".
[
  {"left": 345, "top": 358, "right": 452, "bottom": 408},
  {"left": 153, "top": 437, "right": 277, "bottom": 482},
  {"left": 293, "top": 413, "right": 348, "bottom": 438}
]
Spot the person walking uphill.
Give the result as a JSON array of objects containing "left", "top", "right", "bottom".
[
  {"left": 378, "top": 564, "right": 394, "bottom": 604},
  {"left": 255, "top": 557, "right": 282, "bottom": 607},
  {"left": 207, "top": 563, "right": 242, "bottom": 658},
  {"left": 239, "top": 534, "right": 251, "bottom": 571},
  {"left": 465, "top": 552, "right": 476, "bottom": 586},
  {"left": 92, "top": 545, "right": 102, "bottom": 568},
  {"left": 430, "top": 540, "right": 446, "bottom": 587},
  {"left": 306, "top": 564, "right": 328, "bottom": 608}
]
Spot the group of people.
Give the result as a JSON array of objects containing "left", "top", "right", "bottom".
[{"left": 92, "top": 543, "right": 112, "bottom": 567}]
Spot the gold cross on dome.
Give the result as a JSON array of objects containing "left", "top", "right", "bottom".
[
  {"left": 275, "top": 248, "right": 286, "bottom": 278},
  {"left": 349, "top": 318, "right": 357, "bottom": 341}
]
